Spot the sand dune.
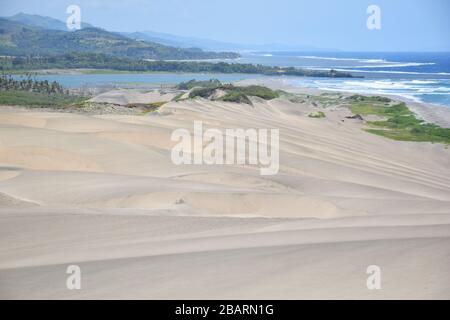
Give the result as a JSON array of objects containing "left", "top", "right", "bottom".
[
  {"left": 89, "top": 89, "right": 178, "bottom": 106},
  {"left": 0, "top": 94, "right": 449, "bottom": 299}
]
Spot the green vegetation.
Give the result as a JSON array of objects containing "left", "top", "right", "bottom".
[
  {"left": 308, "top": 111, "right": 326, "bottom": 118},
  {"left": 220, "top": 91, "right": 252, "bottom": 105},
  {"left": 126, "top": 101, "right": 166, "bottom": 109},
  {"left": 0, "top": 90, "right": 85, "bottom": 107},
  {"left": 366, "top": 112, "right": 450, "bottom": 143},
  {"left": 0, "top": 73, "right": 67, "bottom": 94},
  {"left": 172, "top": 92, "right": 186, "bottom": 102},
  {"left": 189, "top": 87, "right": 217, "bottom": 99},
  {"left": 347, "top": 94, "right": 392, "bottom": 104},
  {"left": 236, "top": 85, "right": 280, "bottom": 100},
  {"left": 0, "top": 53, "right": 356, "bottom": 78},
  {"left": 346, "top": 95, "right": 450, "bottom": 144},
  {"left": 0, "top": 16, "right": 357, "bottom": 80},
  {"left": 146, "top": 101, "right": 167, "bottom": 109},
  {"left": 0, "top": 73, "right": 86, "bottom": 107},
  {"left": 184, "top": 80, "right": 280, "bottom": 105},
  {"left": 284, "top": 92, "right": 345, "bottom": 107},
  {"left": 7, "top": 12, "right": 94, "bottom": 31},
  {"left": 310, "top": 93, "right": 344, "bottom": 107},
  {"left": 176, "top": 79, "right": 222, "bottom": 90},
  {"left": 285, "top": 93, "right": 307, "bottom": 104},
  {"left": 346, "top": 94, "right": 394, "bottom": 115},
  {"left": 0, "top": 18, "right": 239, "bottom": 60},
  {"left": 125, "top": 101, "right": 167, "bottom": 114}
]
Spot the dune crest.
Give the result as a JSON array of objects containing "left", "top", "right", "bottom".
[{"left": 0, "top": 96, "right": 449, "bottom": 299}]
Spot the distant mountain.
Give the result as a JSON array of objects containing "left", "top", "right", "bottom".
[
  {"left": 1, "top": 12, "right": 330, "bottom": 56},
  {"left": 122, "top": 31, "right": 241, "bottom": 51},
  {"left": 123, "top": 30, "right": 336, "bottom": 52},
  {"left": 0, "top": 18, "right": 239, "bottom": 60},
  {"left": 7, "top": 12, "right": 94, "bottom": 31}
]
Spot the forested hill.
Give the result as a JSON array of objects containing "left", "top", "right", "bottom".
[
  {"left": 7, "top": 12, "right": 95, "bottom": 31},
  {"left": 0, "top": 52, "right": 356, "bottom": 78},
  {"left": 0, "top": 18, "right": 239, "bottom": 60}
]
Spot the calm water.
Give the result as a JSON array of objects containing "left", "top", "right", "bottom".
[
  {"left": 17, "top": 73, "right": 266, "bottom": 89},
  {"left": 14, "top": 52, "right": 450, "bottom": 107}
]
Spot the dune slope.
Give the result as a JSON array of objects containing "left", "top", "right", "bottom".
[{"left": 0, "top": 97, "right": 449, "bottom": 299}]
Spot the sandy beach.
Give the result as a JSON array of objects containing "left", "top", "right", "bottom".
[
  {"left": 237, "top": 78, "right": 450, "bottom": 128},
  {"left": 0, "top": 85, "right": 449, "bottom": 299}
]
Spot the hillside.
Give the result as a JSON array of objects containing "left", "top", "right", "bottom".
[
  {"left": 123, "top": 30, "right": 333, "bottom": 52},
  {"left": 5, "top": 13, "right": 331, "bottom": 52},
  {"left": 7, "top": 12, "right": 94, "bottom": 30},
  {"left": 0, "top": 18, "right": 239, "bottom": 60}
]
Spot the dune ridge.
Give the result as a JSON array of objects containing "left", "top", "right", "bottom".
[{"left": 0, "top": 94, "right": 449, "bottom": 299}]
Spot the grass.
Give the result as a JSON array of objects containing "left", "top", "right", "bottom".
[
  {"left": 177, "top": 79, "right": 222, "bottom": 90},
  {"left": 126, "top": 101, "right": 167, "bottom": 114},
  {"left": 235, "top": 85, "right": 280, "bottom": 100},
  {"left": 347, "top": 94, "right": 392, "bottom": 104},
  {"left": 285, "top": 92, "right": 343, "bottom": 107},
  {"left": 0, "top": 90, "right": 87, "bottom": 108},
  {"left": 344, "top": 95, "right": 450, "bottom": 144},
  {"left": 310, "top": 93, "right": 343, "bottom": 107},
  {"left": 366, "top": 113, "right": 450, "bottom": 144},
  {"left": 308, "top": 111, "right": 326, "bottom": 119},
  {"left": 4, "top": 69, "right": 185, "bottom": 75},
  {"left": 287, "top": 95, "right": 306, "bottom": 104},
  {"left": 172, "top": 92, "right": 186, "bottom": 102},
  {"left": 365, "top": 127, "right": 450, "bottom": 143},
  {"left": 347, "top": 94, "right": 397, "bottom": 116},
  {"left": 219, "top": 91, "right": 252, "bottom": 105},
  {"left": 189, "top": 87, "right": 217, "bottom": 99}
]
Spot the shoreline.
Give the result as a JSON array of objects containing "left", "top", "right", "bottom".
[
  {"left": 236, "top": 77, "right": 450, "bottom": 128},
  {"left": 8, "top": 70, "right": 450, "bottom": 127},
  {"left": 2, "top": 74, "right": 450, "bottom": 128}
]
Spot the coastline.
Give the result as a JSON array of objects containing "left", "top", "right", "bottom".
[
  {"left": 9, "top": 69, "right": 450, "bottom": 129},
  {"left": 236, "top": 77, "right": 450, "bottom": 128},
  {"left": 2, "top": 74, "right": 450, "bottom": 128}
]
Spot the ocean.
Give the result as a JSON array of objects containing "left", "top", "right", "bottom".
[
  {"left": 17, "top": 52, "right": 450, "bottom": 107},
  {"left": 238, "top": 52, "right": 450, "bottom": 107}
]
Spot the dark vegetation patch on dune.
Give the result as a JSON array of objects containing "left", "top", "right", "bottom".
[
  {"left": 346, "top": 95, "right": 450, "bottom": 144},
  {"left": 178, "top": 79, "right": 280, "bottom": 105}
]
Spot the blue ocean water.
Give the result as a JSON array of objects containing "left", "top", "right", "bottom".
[
  {"left": 14, "top": 52, "right": 450, "bottom": 107},
  {"left": 237, "top": 52, "right": 450, "bottom": 106}
]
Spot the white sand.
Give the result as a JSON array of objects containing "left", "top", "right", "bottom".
[
  {"left": 0, "top": 94, "right": 449, "bottom": 299},
  {"left": 89, "top": 88, "right": 178, "bottom": 105},
  {"left": 237, "top": 77, "right": 450, "bottom": 128}
]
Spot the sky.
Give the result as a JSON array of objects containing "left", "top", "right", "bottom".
[{"left": 0, "top": 0, "right": 449, "bottom": 51}]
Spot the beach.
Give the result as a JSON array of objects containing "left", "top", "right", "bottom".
[
  {"left": 0, "top": 82, "right": 449, "bottom": 299},
  {"left": 237, "top": 78, "right": 450, "bottom": 128}
]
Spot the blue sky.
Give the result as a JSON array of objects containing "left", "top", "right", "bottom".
[{"left": 1, "top": 0, "right": 449, "bottom": 51}]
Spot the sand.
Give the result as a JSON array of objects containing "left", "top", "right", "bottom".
[
  {"left": 237, "top": 78, "right": 450, "bottom": 128},
  {"left": 89, "top": 88, "right": 178, "bottom": 106},
  {"left": 0, "top": 91, "right": 449, "bottom": 299}
]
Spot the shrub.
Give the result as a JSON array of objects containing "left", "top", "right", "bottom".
[
  {"left": 176, "top": 79, "right": 222, "bottom": 90},
  {"left": 308, "top": 111, "right": 326, "bottom": 118},
  {"left": 220, "top": 91, "right": 252, "bottom": 105}
]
